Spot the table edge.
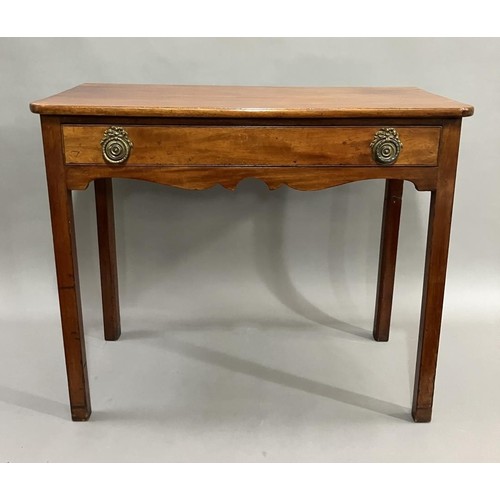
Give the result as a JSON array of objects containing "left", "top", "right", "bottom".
[{"left": 29, "top": 103, "right": 474, "bottom": 118}]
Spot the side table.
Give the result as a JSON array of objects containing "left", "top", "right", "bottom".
[{"left": 30, "top": 84, "right": 473, "bottom": 422}]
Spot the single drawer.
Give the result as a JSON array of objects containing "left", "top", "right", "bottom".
[{"left": 62, "top": 125, "right": 441, "bottom": 167}]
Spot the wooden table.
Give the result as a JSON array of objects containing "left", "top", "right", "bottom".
[{"left": 30, "top": 84, "right": 473, "bottom": 422}]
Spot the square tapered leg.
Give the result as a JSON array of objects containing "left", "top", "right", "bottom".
[
  {"left": 95, "top": 178, "right": 121, "bottom": 341},
  {"left": 412, "top": 120, "right": 462, "bottom": 422},
  {"left": 373, "top": 179, "right": 404, "bottom": 342},
  {"left": 42, "top": 116, "right": 91, "bottom": 421}
]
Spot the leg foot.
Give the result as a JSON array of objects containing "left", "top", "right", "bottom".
[
  {"left": 71, "top": 407, "right": 92, "bottom": 422},
  {"left": 412, "top": 407, "right": 432, "bottom": 423}
]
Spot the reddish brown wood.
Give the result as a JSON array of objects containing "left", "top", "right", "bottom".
[
  {"left": 66, "top": 165, "right": 438, "bottom": 192},
  {"left": 62, "top": 125, "right": 441, "bottom": 167},
  {"left": 373, "top": 179, "right": 404, "bottom": 342},
  {"left": 31, "top": 86, "right": 472, "bottom": 423},
  {"left": 41, "top": 116, "right": 91, "bottom": 421},
  {"left": 94, "top": 179, "right": 121, "bottom": 341},
  {"left": 30, "top": 84, "right": 474, "bottom": 118},
  {"left": 412, "top": 120, "right": 462, "bottom": 422}
]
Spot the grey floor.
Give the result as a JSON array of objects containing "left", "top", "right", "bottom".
[{"left": 1, "top": 283, "right": 499, "bottom": 463}]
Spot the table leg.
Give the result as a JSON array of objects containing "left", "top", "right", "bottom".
[
  {"left": 412, "top": 120, "right": 461, "bottom": 422},
  {"left": 95, "top": 179, "right": 121, "bottom": 341},
  {"left": 373, "top": 179, "right": 404, "bottom": 342},
  {"left": 42, "top": 117, "right": 91, "bottom": 421}
]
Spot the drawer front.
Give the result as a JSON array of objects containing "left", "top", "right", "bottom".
[{"left": 62, "top": 125, "right": 441, "bottom": 167}]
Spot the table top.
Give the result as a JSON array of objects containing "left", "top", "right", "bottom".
[{"left": 30, "top": 84, "right": 474, "bottom": 119}]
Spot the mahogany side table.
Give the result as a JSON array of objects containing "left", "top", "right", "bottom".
[{"left": 30, "top": 84, "right": 473, "bottom": 422}]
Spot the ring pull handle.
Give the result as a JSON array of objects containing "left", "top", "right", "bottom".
[
  {"left": 101, "top": 126, "right": 133, "bottom": 164},
  {"left": 370, "top": 128, "right": 403, "bottom": 165}
]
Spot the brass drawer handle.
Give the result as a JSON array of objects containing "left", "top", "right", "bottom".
[
  {"left": 370, "top": 128, "right": 403, "bottom": 165},
  {"left": 100, "top": 126, "right": 133, "bottom": 164}
]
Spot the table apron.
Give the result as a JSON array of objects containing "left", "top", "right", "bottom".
[{"left": 64, "top": 164, "right": 438, "bottom": 192}]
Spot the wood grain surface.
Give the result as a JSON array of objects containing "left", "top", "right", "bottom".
[
  {"left": 41, "top": 116, "right": 91, "bottom": 421},
  {"left": 412, "top": 119, "right": 463, "bottom": 423},
  {"left": 373, "top": 180, "right": 404, "bottom": 342},
  {"left": 33, "top": 85, "right": 473, "bottom": 423},
  {"left": 31, "top": 84, "right": 474, "bottom": 118},
  {"left": 65, "top": 165, "right": 438, "bottom": 192},
  {"left": 63, "top": 125, "right": 441, "bottom": 167},
  {"left": 94, "top": 179, "right": 121, "bottom": 342}
]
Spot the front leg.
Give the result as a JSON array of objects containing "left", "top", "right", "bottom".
[
  {"left": 412, "top": 120, "right": 462, "bottom": 422},
  {"left": 42, "top": 117, "right": 91, "bottom": 421}
]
